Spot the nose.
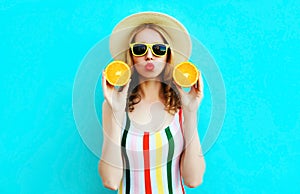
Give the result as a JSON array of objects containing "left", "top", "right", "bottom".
[{"left": 145, "top": 47, "right": 153, "bottom": 60}]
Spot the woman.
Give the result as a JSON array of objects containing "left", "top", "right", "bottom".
[{"left": 99, "top": 12, "right": 205, "bottom": 193}]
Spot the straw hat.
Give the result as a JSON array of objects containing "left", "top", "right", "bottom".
[{"left": 109, "top": 11, "right": 192, "bottom": 65}]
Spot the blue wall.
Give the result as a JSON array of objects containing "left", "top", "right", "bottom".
[{"left": 1, "top": 0, "right": 299, "bottom": 193}]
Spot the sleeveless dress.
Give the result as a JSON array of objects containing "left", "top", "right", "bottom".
[{"left": 118, "top": 109, "right": 185, "bottom": 194}]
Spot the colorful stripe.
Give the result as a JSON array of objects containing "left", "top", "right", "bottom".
[
  {"left": 155, "top": 132, "right": 164, "bottom": 194},
  {"left": 179, "top": 109, "right": 183, "bottom": 134},
  {"left": 119, "top": 111, "right": 185, "bottom": 194},
  {"left": 118, "top": 178, "right": 123, "bottom": 194},
  {"left": 121, "top": 114, "right": 130, "bottom": 194},
  {"left": 143, "top": 132, "right": 152, "bottom": 194},
  {"left": 166, "top": 127, "right": 175, "bottom": 194},
  {"left": 130, "top": 131, "right": 139, "bottom": 194}
]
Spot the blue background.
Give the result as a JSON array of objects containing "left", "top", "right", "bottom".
[{"left": 1, "top": 0, "right": 299, "bottom": 193}]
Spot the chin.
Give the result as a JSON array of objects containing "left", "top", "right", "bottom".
[{"left": 140, "top": 74, "right": 162, "bottom": 81}]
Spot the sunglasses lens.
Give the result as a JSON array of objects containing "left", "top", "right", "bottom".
[
  {"left": 152, "top": 44, "right": 167, "bottom": 56},
  {"left": 132, "top": 44, "right": 147, "bottom": 56}
]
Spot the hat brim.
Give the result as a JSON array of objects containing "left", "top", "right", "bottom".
[{"left": 109, "top": 12, "right": 191, "bottom": 66}]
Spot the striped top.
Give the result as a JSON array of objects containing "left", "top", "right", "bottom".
[{"left": 118, "top": 109, "right": 185, "bottom": 194}]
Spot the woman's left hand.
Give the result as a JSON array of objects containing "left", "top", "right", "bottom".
[{"left": 175, "top": 72, "right": 204, "bottom": 112}]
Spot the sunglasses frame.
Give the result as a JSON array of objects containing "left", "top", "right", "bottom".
[{"left": 129, "top": 42, "right": 170, "bottom": 57}]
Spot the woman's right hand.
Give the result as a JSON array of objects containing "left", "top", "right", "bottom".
[{"left": 102, "top": 71, "right": 131, "bottom": 121}]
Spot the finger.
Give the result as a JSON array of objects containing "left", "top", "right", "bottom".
[
  {"left": 102, "top": 71, "right": 108, "bottom": 97},
  {"left": 195, "top": 72, "right": 204, "bottom": 98},
  {"left": 190, "top": 84, "right": 197, "bottom": 94},
  {"left": 190, "top": 74, "right": 199, "bottom": 93},
  {"left": 189, "top": 85, "right": 200, "bottom": 98},
  {"left": 102, "top": 71, "right": 115, "bottom": 88},
  {"left": 198, "top": 71, "right": 204, "bottom": 92},
  {"left": 190, "top": 72, "right": 203, "bottom": 96},
  {"left": 195, "top": 71, "right": 201, "bottom": 89},
  {"left": 121, "top": 79, "right": 131, "bottom": 95},
  {"left": 102, "top": 71, "right": 114, "bottom": 100}
]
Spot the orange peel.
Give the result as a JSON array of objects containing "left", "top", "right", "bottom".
[
  {"left": 173, "top": 61, "right": 199, "bottom": 87},
  {"left": 104, "top": 61, "right": 131, "bottom": 86}
]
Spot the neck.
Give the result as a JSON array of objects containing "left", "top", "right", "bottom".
[{"left": 138, "top": 79, "right": 162, "bottom": 102}]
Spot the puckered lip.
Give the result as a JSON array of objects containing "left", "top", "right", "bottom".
[
  {"left": 145, "top": 62, "right": 154, "bottom": 71},
  {"left": 146, "top": 62, "right": 154, "bottom": 66}
]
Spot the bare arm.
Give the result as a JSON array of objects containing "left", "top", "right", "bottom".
[
  {"left": 98, "top": 100, "right": 124, "bottom": 190},
  {"left": 180, "top": 110, "right": 205, "bottom": 188},
  {"left": 98, "top": 72, "right": 130, "bottom": 190},
  {"left": 176, "top": 72, "right": 206, "bottom": 187}
]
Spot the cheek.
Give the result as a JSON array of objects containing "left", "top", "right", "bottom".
[
  {"left": 156, "top": 56, "right": 167, "bottom": 66},
  {"left": 159, "top": 55, "right": 168, "bottom": 64},
  {"left": 132, "top": 58, "right": 144, "bottom": 71},
  {"left": 132, "top": 58, "right": 144, "bottom": 67},
  {"left": 158, "top": 63, "right": 166, "bottom": 72}
]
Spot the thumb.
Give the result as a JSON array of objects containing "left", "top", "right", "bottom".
[{"left": 121, "top": 79, "right": 131, "bottom": 95}]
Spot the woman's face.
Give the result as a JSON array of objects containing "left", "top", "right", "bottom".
[{"left": 131, "top": 28, "right": 168, "bottom": 80}]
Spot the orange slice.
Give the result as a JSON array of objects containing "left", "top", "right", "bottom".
[
  {"left": 104, "top": 61, "right": 131, "bottom": 86},
  {"left": 173, "top": 61, "right": 199, "bottom": 87}
]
